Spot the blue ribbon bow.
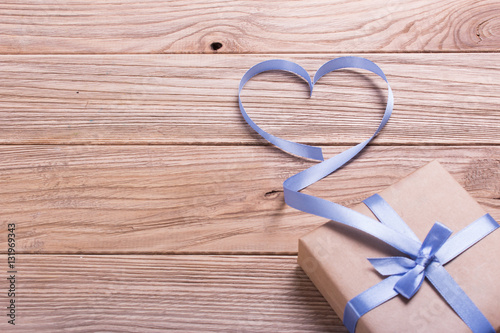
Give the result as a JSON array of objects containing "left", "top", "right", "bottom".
[
  {"left": 238, "top": 57, "right": 499, "bottom": 332},
  {"left": 372, "top": 221, "right": 453, "bottom": 300},
  {"left": 343, "top": 194, "right": 497, "bottom": 332}
]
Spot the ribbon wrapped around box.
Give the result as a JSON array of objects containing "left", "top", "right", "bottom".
[
  {"left": 238, "top": 57, "right": 499, "bottom": 332},
  {"left": 298, "top": 160, "right": 500, "bottom": 332}
]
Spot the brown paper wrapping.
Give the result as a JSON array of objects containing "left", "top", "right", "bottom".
[{"left": 298, "top": 161, "right": 500, "bottom": 333}]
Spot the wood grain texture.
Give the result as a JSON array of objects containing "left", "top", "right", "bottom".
[
  {"left": 0, "top": 54, "right": 499, "bottom": 145},
  {"left": 0, "top": 145, "right": 498, "bottom": 254},
  {"left": 1, "top": 1, "right": 499, "bottom": 331},
  {"left": 0, "top": 254, "right": 346, "bottom": 332},
  {"left": 0, "top": 0, "right": 499, "bottom": 54}
]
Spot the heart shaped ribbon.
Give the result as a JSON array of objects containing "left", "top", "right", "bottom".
[
  {"left": 239, "top": 57, "right": 393, "bottom": 162},
  {"left": 238, "top": 57, "right": 497, "bottom": 333}
]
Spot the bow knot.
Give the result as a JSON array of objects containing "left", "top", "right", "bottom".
[
  {"left": 415, "top": 253, "right": 435, "bottom": 268},
  {"left": 369, "top": 222, "right": 452, "bottom": 299}
]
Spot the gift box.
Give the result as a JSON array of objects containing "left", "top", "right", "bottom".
[{"left": 298, "top": 161, "right": 500, "bottom": 332}]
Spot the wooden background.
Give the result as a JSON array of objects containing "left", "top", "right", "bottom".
[{"left": 0, "top": 1, "right": 499, "bottom": 331}]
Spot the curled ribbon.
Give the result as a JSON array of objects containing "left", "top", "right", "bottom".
[{"left": 238, "top": 56, "right": 498, "bottom": 333}]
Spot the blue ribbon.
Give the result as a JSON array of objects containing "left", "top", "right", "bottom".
[
  {"left": 345, "top": 194, "right": 498, "bottom": 333},
  {"left": 238, "top": 56, "right": 499, "bottom": 332}
]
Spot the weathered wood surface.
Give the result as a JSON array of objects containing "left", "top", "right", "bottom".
[
  {"left": 0, "top": 0, "right": 498, "bottom": 54},
  {"left": 0, "top": 54, "right": 499, "bottom": 145},
  {"left": 1, "top": 1, "right": 499, "bottom": 332},
  {"left": 0, "top": 145, "right": 498, "bottom": 254},
  {"left": 0, "top": 255, "right": 346, "bottom": 332}
]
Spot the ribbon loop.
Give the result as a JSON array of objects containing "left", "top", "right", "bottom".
[
  {"left": 417, "top": 222, "right": 453, "bottom": 264},
  {"left": 368, "top": 257, "right": 415, "bottom": 276},
  {"left": 369, "top": 222, "right": 453, "bottom": 299},
  {"left": 238, "top": 59, "right": 322, "bottom": 161}
]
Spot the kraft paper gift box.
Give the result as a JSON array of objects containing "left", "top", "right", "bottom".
[{"left": 298, "top": 161, "right": 500, "bottom": 333}]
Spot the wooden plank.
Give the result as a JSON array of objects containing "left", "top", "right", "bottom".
[
  {"left": 0, "top": 54, "right": 499, "bottom": 145},
  {"left": 0, "top": 254, "right": 345, "bottom": 332},
  {"left": 0, "top": 145, "right": 498, "bottom": 254},
  {"left": 0, "top": 0, "right": 498, "bottom": 54}
]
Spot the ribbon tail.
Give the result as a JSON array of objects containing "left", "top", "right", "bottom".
[
  {"left": 394, "top": 266, "right": 425, "bottom": 299},
  {"left": 343, "top": 275, "right": 400, "bottom": 333},
  {"left": 426, "top": 262, "right": 495, "bottom": 333},
  {"left": 368, "top": 256, "right": 415, "bottom": 276},
  {"left": 284, "top": 188, "right": 421, "bottom": 257}
]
